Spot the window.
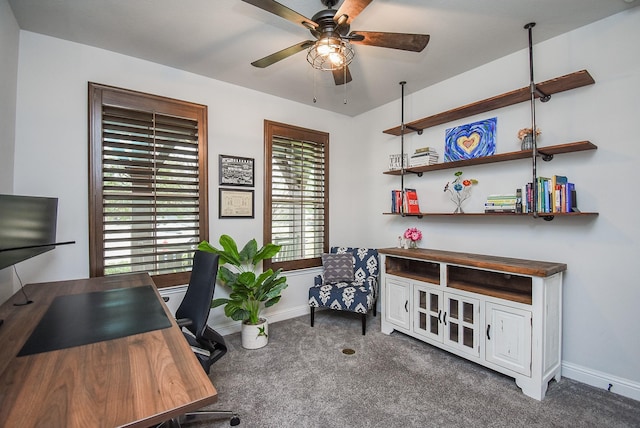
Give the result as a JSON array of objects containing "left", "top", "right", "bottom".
[
  {"left": 88, "top": 83, "right": 208, "bottom": 287},
  {"left": 264, "top": 120, "right": 329, "bottom": 271}
]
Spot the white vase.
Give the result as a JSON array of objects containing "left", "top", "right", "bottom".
[{"left": 241, "top": 318, "right": 268, "bottom": 349}]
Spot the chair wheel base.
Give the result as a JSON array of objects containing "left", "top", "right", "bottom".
[{"left": 230, "top": 415, "right": 241, "bottom": 426}]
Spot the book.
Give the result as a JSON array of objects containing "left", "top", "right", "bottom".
[
  {"left": 391, "top": 190, "right": 403, "bottom": 213},
  {"left": 403, "top": 188, "right": 420, "bottom": 214},
  {"left": 484, "top": 204, "right": 516, "bottom": 209},
  {"left": 484, "top": 208, "right": 517, "bottom": 213},
  {"left": 485, "top": 198, "right": 517, "bottom": 204},
  {"left": 566, "top": 183, "right": 577, "bottom": 212},
  {"left": 414, "top": 146, "right": 435, "bottom": 154},
  {"left": 552, "top": 175, "right": 568, "bottom": 212}
]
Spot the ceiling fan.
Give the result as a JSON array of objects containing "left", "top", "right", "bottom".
[{"left": 243, "top": 0, "right": 430, "bottom": 85}]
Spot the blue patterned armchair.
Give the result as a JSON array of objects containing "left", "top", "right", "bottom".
[{"left": 308, "top": 247, "right": 379, "bottom": 335}]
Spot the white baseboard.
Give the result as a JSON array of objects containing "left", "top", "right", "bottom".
[
  {"left": 213, "top": 304, "right": 311, "bottom": 337},
  {"left": 562, "top": 361, "right": 640, "bottom": 402}
]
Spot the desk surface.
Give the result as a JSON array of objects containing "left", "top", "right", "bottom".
[{"left": 0, "top": 273, "right": 218, "bottom": 428}]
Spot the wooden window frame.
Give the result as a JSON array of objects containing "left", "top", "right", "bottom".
[
  {"left": 88, "top": 83, "right": 208, "bottom": 287},
  {"left": 263, "top": 120, "right": 329, "bottom": 272}
]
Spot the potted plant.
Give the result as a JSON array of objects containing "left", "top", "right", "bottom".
[{"left": 198, "top": 235, "right": 288, "bottom": 349}]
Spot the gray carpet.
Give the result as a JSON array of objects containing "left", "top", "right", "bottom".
[{"left": 191, "top": 311, "right": 640, "bottom": 427}]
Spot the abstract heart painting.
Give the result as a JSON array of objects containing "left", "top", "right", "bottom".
[{"left": 444, "top": 117, "right": 497, "bottom": 162}]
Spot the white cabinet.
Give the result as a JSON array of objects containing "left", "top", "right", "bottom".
[
  {"left": 413, "top": 285, "right": 442, "bottom": 342},
  {"left": 414, "top": 285, "right": 480, "bottom": 358},
  {"left": 485, "top": 302, "right": 532, "bottom": 376},
  {"left": 380, "top": 248, "right": 565, "bottom": 401},
  {"left": 383, "top": 277, "right": 411, "bottom": 332},
  {"left": 443, "top": 293, "right": 480, "bottom": 357}
]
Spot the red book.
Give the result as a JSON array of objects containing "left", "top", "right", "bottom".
[{"left": 404, "top": 188, "right": 420, "bottom": 214}]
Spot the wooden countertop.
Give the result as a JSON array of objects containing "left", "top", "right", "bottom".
[
  {"left": 0, "top": 273, "right": 217, "bottom": 428},
  {"left": 379, "top": 248, "right": 567, "bottom": 277}
]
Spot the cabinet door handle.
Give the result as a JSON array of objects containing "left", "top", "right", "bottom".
[
  {"left": 438, "top": 309, "right": 442, "bottom": 324},
  {"left": 486, "top": 324, "right": 491, "bottom": 340},
  {"left": 443, "top": 312, "right": 447, "bottom": 326},
  {"left": 404, "top": 300, "right": 408, "bottom": 312}
]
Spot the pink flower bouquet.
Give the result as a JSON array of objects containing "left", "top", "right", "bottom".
[{"left": 404, "top": 227, "right": 422, "bottom": 243}]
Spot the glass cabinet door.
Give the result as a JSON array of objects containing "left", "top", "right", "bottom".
[
  {"left": 414, "top": 285, "right": 443, "bottom": 341},
  {"left": 443, "top": 293, "right": 479, "bottom": 357}
]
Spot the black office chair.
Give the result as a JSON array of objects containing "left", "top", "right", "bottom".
[{"left": 161, "top": 250, "right": 240, "bottom": 427}]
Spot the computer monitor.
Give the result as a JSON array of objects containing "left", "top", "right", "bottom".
[{"left": 0, "top": 194, "right": 59, "bottom": 270}]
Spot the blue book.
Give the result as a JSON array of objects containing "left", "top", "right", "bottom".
[{"left": 567, "top": 183, "right": 576, "bottom": 212}]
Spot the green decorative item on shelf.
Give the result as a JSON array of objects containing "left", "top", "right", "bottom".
[{"left": 444, "top": 171, "right": 478, "bottom": 213}]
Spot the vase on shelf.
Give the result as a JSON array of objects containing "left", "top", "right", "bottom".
[
  {"left": 408, "top": 240, "right": 418, "bottom": 249},
  {"left": 521, "top": 133, "right": 533, "bottom": 151},
  {"left": 451, "top": 195, "right": 466, "bottom": 213}
]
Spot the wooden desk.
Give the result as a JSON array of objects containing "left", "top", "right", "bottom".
[{"left": 0, "top": 273, "right": 218, "bottom": 427}]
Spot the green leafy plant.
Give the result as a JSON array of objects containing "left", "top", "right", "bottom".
[{"left": 198, "top": 235, "right": 288, "bottom": 325}]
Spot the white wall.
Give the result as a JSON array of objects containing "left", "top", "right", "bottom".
[
  {"left": 8, "top": 4, "right": 639, "bottom": 400},
  {"left": 11, "top": 30, "right": 356, "bottom": 329},
  {"left": 0, "top": 0, "right": 20, "bottom": 302},
  {"left": 361, "top": 8, "right": 640, "bottom": 398}
]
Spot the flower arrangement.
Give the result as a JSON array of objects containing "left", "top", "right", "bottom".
[
  {"left": 518, "top": 127, "right": 541, "bottom": 150},
  {"left": 517, "top": 127, "right": 541, "bottom": 141},
  {"left": 403, "top": 227, "right": 422, "bottom": 249},
  {"left": 444, "top": 171, "right": 478, "bottom": 213}
]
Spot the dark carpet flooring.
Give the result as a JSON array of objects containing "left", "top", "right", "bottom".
[{"left": 186, "top": 311, "right": 640, "bottom": 427}]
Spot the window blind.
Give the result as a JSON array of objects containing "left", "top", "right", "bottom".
[
  {"left": 101, "top": 106, "right": 200, "bottom": 276},
  {"left": 89, "top": 83, "right": 208, "bottom": 286},
  {"left": 270, "top": 136, "right": 326, "bottom": 264}
]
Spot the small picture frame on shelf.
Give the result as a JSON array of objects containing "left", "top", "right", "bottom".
[
  {"left": 219, "top": 188, "right": 254, "bottom": 219},
  {"left": 219, "top": 155, "right": 254, "bottom": 187}
]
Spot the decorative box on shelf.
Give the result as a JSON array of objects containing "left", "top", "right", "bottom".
[{"left": 388, "top": 153, "right": 408, "bottom": 171}]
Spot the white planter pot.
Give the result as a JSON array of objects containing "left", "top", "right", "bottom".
[{"left": 241, "top": 318, "right": 268, "bottom": 349}]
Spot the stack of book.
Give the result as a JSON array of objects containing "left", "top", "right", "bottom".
[
  {"left": 391, "top": 189, "right": 421, "bottom": 214},
  {"left": 409, "top": 147, "right": 439, "bottom": 167},
  {"left": 484, "top": 194, "right": 518, "bottom": 213}
]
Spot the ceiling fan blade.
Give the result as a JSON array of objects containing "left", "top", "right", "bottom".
[
  {"left": 332, "top": 66, "right": 353, "bottom": 86},
  {"left": 242, "top": 0, "right": 317, "bottom": 30},
  {"left": 349, "top": 31, "right": 430, "bottom": 52},
  {"left": 334, "top": 0, "right": 373, "bottom": 26},
  {"left": 251, "top": 41, "right": 315, "bottom": 68}
]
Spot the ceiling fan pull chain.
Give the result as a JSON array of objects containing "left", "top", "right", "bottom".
[
  {"left": 313, "top": 68, "right": 318, "bottom": 103},
  {"left": 343, "top": 67, "right": 348, "bottom": 104}
]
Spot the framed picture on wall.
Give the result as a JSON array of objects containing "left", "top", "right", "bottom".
[
  {"left": 219, "top": 188, "right": 254, "bottom": 219},
  {"left": 219, "top": 155, "right": 254, "bottom": 187}
]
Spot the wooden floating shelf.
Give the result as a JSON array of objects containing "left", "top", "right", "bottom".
[
  {"left": 383, "top": 70, "right": 595, "bottom": 136},
  {"left": 384, "top": 141, "right": 597, "bottom": 176},
  {"left": 383, "top": 212, "right": 599, "bottom": 218}
]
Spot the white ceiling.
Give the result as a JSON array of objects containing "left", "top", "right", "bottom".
[{"left": 8, "top": 0, "right": 639, "bottom": 116}]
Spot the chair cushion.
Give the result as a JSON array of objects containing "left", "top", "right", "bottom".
[{"left": 322, "top": 253, "right": 354, "bottom": 283}]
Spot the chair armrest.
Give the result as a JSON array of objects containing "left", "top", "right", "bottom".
[{"left": 176, "top": 318, "right": 193, "bottom": 328}]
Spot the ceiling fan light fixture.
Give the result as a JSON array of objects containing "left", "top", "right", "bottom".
[{"left": 307, "top": 37, "right": 355, "bottom": 71}]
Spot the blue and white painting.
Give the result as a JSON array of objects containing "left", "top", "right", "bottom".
[{"left": 444, "top": 117, "right": 497, "bottom": 162}]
